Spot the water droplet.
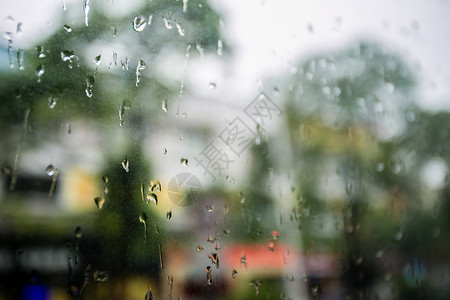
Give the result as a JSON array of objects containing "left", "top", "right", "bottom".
[
  {"left": 208, "top": 253, "right": 220, "bottom": 269},
  {"left": 163, "top": 148, "right": 168, "bottom": 155},
  {"left": 94, "top": 196, "right": 105, "bottom": 209},
  {"left": 83, "top": 0, "right": 90, "bottom": 26},
  {"left": 121, "top": 57, "right": 129, "bottom": 70},
  {"left": 150, "top": 180, "right": 162, "bottom": 192},
  {"left": 163, "top": 13, "right": 173, "bottom": 29},
  {"left": 207, "top": 234, "right": 217, "bottom": 243},
  {"left": 209, "top": 82, "right": 216, "bottom": 89},
  {"left": 147, "top": 15, "right": 153, "bottom": 26},
  {"left": 48, "top": 96, "right": 57, "bottom": 109},
  {"left": 239, "top": 192, "right": 245, "bottom": 203},
  {"left": 17, "top": 48, "right": 24, "bottom": 70},
  {"left": 75, "top": 226, "right": 82, "bottom": 239},
  {"left": 16, "top": 22, "right": 23, "bottom": 36},
  {"left": 94, "top": 54, "right": 101, "bottom": 66},
  {"left": 214, "top": 242, "right": 220, "bottom": 250},
  {"left": 85, "top": 75, "right": 95, "bottom": 98},
  {"left": 232, "top": 269, "right": 238, "bottom": 279},
  {"left": 272, "top": 230, "right": 279, "bottom": 239},
  {"left": 36, "top": 45, "right": 45, "bottom": 58},
  {"left": 133, "top": 15, "right": 147, "bottom": 32},
  {"left": 250, "top": 280, "right": 261, "bottom": 295},
  {"left": 7, "top": 39, "right": 14, "bottom": 69},
  {"left": 136, "top": 59, "right": 146, "bottom": 86},
  {"left": 35, "top": 64, "right": 44, "bottom": 82},
  {"left": 103, "top": 187, "right": 108, "bottom": 194},
  {"left": 139, "top": 213, "right": 148, "bottom": 242},
  {"left": 240, "top": 254, "right": 248, "bottom": 270},
  {"left": 122, "top": 158, "right": 129, "bottom": 172},
  {"left": 196, "top": 245, "right": 204, "bottom": 252},
  {"left": 223, "top": 228, "right": 230, "bottom": 237},
  {"left": 196, "top": 40, "right": 204, "bottom": 60},
  {"left": 180, "top": 157, "right": 188, "bottom": 166},
  {"left": 93, "top": 270, "right": 108, "bottom": 282},
  {"left": 102, "top": 176, "right": 109, "bottom": 183},
  {"left": 175, "top": 21, "right": 185, "bottom": 36},
  {"left": 166, "top": 211, "right": 172, "bottom": 220},
  {"left": 183, "top": 0, "right": 189, "bottom": 12},
  {"left": 162, "top": 99, "right": 168, "bottom": 112},
  {"left": 146, "top": 193, "right": 158, "bottom": 205},
  {"left": 46, "top": 164, "right": 55, "bottom": 176},
  {"left": 217, "top": 40, "right": 223, "bottom": 56},
  {"left": 61, "top": 50, "right": 76, "bottom": 67},
  {"left": 205, "top": 204, "right": 213, "bottom": 212},
  {"left": 145, "top": 289, "right": 154, "bottom": 300},
  {"left": 119, "top": 101, "right": 130, "bottom": 126},
  {"left": 64, "top": 24, "right": 72, "bottom": 32},
  {"left": 205, "top": 266, "right": 212, "bottom": 285},
  {"left": 311, "top": 285, "right": 319, "bottom": 296},
  {"left": 268, "top": 240, "right": 276, "bottom": 251}
]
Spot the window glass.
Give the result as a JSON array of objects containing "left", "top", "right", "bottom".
[{"left": 1, "top": 0, "right": 450, "bottom": 299}]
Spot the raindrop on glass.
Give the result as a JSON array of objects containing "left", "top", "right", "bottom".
[
  {"left": 150, "top": 180, "right": 162, "bottom": 192},
  {"left": 139, "top": 213, "right": 148, "bottom": 242},
  {"left": 232, "top": 269, "right": 238, "bottom": 279},
  {"left": 133, "top": 15, "right": 147, "bottom": 32},
  {"left": 7, "top": 40, "right": 14, "bottom": 69},
  {"left": 208, "top": 253, "right": 220, "bottom": 269},
  {"left": 146, "top": 193, "right": 158, "bottom": 205},
  {"left": 136, "top": 59, "right": 146, "bottom": 86},
  {"left": 205, "top": 266, "right": 212, "bottom": 285},
  {"left": 93, "top": 270, "right": 108, "bottom": 282},
  {"left": 268, "top": 240, "right": 276, "bottom": 251},
  {"left": 180, "top": 157, "right": 188, "bottom": 166},
  {"left": 240, "top": 254, "right": 248, "bottom": 269},
  {"left": 205, "top": 204, "right": 214, "bottom": 212},
  {"left": 35, "top": 64, "right": 44, "bottom": 82},
  {"left": 36, "top": 45, "right": 45, "bottom": 58},
  {"left": 175, "top": 21, "right": 185, "bottom": 37},
  {"left": 122, "top": 158, "right": 129, "bottom": 172},
  {"left": 46, "top": 164, "right": 55, "bottom": 176},
  {"left": 85, "top": 75, "right": 95, "bottom": 98},
  {"left": 17, "top": 48, "right": 24, "bottom": 70},
  {"left": 217, "top": 40, "right": 223, "bottom": 56},
  {"left": 48, "top": 96, "right": 57, "bottom": 109},
  {"left": 163, "top": 14, "right": 173, "bottom": 29},
  {"left": 166, "top": 211, "right": 172, "bottom": 220},
  {"left": 94, "top": 196, "right": 105, "bottom": 209},
  {"left": 83, "top": 0, "right": 90, "bottom": 26},
  {"left": 162, "top": 99, "right": 168, "bottom": 112},
  {"left": 94, "top": 54, "right": 101, "bottom": 66},
  {"left": 75, "top": 226, "right": 82, "bottom": 239},
  {"left": 119, "top": 101, "right": 130, "bottom": 126},
  {"left": 64, "top": 24, "right": 72, "bottom": 32},
  {"left": 250, "top": 280, "right": 261, "bottom": 295},
  {"left": 196, "top": 245, "right": 204, "bottom": 252},
  {"left": 145, "top": 289, "right": 154, "bottom": 300}
]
